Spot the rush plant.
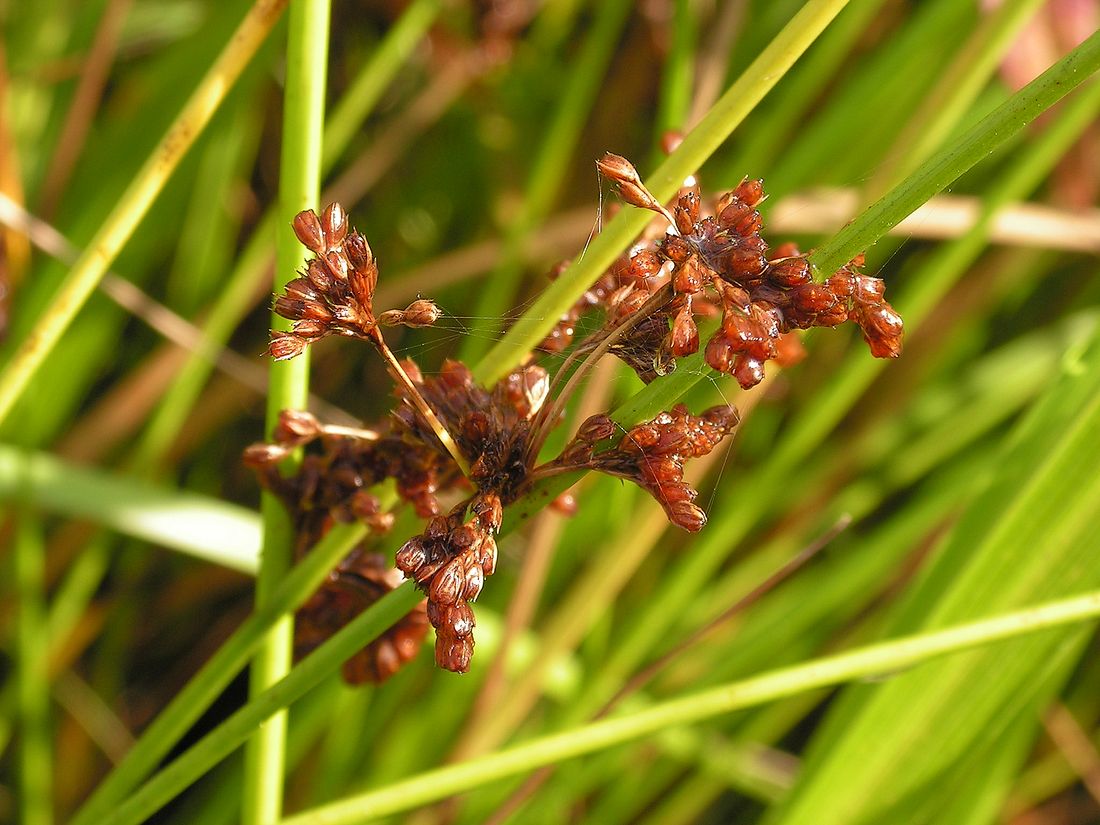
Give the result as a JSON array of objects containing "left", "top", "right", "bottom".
[{"left": 3, "top": 3, "right": 1100, "bottom": 825}]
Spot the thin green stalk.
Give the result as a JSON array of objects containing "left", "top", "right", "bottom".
[
  {"left": 809, "top": 28, "right": 1100, "bottom": 277},
  {"left": 96, "top": 582, "right": 422, "bottom": 825},
  {"left": 321, "top": 0, "right": 441, "bottom": 169},
  {"left": 278, "top": 590, "right": 1100, "bottom": 824},
  {"left": 15, "top": 513, "right": 51, "bottom": 825},
  {"left": 135, "top": 0, "right": 442, "bottom": 470},
  {"left": 67, "top": 521, "right": 365, "bottom": 825},
  {"left": 472, "top": 0, "right": 854, "bottom": 385},
  {"left": 653, "top": 0, "right": 695, "bottom": 155},
  {"left": 460, "top": 0, "right": 632, "bottom": 362},
  {"left": 0, "top": 0, "right": 289, "bottom": 430},
  {"left": 243, "top": 0, "right": 329, "bottom": 821},
  {"left": 866, "top": 0, "right": 1047, "bottom": 197}
]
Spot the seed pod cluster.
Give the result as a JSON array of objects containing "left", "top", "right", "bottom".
[
  {"left": 581, "top": 156, "right": 903, "bottom": 388},
  {"left": 557, "top": 404, "right": 739, "bottom": 532},
  {"left": 392, "top": 359, "right": 548, "bottom": 494},
  {"left": 394, "top": 493, "right": 501, "bottom": 673},
  {"left": 269, "top": 204, "right": 441, "bottom": 360},
  {"left": 295, "top": 550, "right": 429, "bottom": 684},
  {"left": 247, "top": 177, "right": 902, "bottom": 680}
]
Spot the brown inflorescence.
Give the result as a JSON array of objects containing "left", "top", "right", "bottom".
[
  {"left": 247, "top": 173, "right": 902, "bottom": 679},
  {"left": 268, "top": 204, "right": 440, "bottom": 359},
  {"left": 559, "top": 154, "right": 903, "bottom": 389},
  {"left": 555, "top": 404, "right": 739, "bottom": 532},
  {"left": 394, "top": 494, "right": 501, "bottom": 672}
]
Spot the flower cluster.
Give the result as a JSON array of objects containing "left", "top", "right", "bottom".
[
  {"left": 268, "top": 203, "right": 440, "bottom": 361},
  {"left": 556, "top": 404, "right": 739, "bottom": 532},
  {"left": 247, "top": 178, "right": 902, "bottom": 679},
  {"left": 391, "top": 359, "right": 548, "bottom": 496},
  {"left": 394, "top": 495, "right": 501, "bottom": 672},
  {"left": 561, "top": 154, "right": 903, "bottom": 389}
]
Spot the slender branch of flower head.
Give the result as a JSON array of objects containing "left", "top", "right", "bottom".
[
  {"left": 369, "top": 329, "right": 471, "bottom": 477},
  {"left": 526, "top": 283, "right": 675, "bottom": 465}
]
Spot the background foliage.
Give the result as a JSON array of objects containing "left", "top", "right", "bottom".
[{"left": 2, "top": 1, "right": 1100, "bottom": 823}]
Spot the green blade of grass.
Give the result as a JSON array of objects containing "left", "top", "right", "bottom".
[
  {"left": 270, "top": 589, "right": 1100, "bottom": 825},
  {"left": 321, "top": 0, "right": 442, "bottom": 170},
  {"left": 0, "top": 0, "right": 289, "bottom": 430},
  {"left": 241, "top": 0, "right": 329, "bottom": 820},
  {"left": 0, "top": 445, "right": 260, "bottom": 573},
  {"left": 14, "top": 512, "right": 51, "bottom": 825}
]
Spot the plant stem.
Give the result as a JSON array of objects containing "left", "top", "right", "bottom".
[
  {"left": 15, "top": 513, "right": 51, "bottom": 825},
  {"left": 808, "top": 28, "right": 1100, "bottom": 277},
  {"left": 0, "top": 0, "right": 289, "bottom": 430},
  {"left": 277, "top": 590, "right": 1100, "bottom": 824},
  {"left": 242, "top": 0, "right": 329, "bottom": 822}
]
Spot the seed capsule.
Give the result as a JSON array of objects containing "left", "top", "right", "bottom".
[
  {"left": 402, "top": 299, "right": 442, "bottom": 327},
  {"left": 292, "top": 209, "right": 325, "bottom": 253},
  {"left": 321, "top": 202, "right": 348, "bottom": 247},
  {"left": 268, "top": 332, "right": 306, "bottom": 361}
]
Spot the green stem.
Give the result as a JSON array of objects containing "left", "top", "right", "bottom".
[
  {"left": 15, "top": 512, "right": 51, "bottom": 825},
  {"left": 0, "top": 0, "right": 289, "bottom": 431},
  {"left": 97, "top": 582, "right": 422, "bottom": 825},
  {"left": 276, "top": 590, "right": 1100, "bottom": 824},
  {"left": 242, "top": 0, "right": 329, "bottom": 821},
  {"left": 471, "top": 0, "right": 855, "bottom": 386},
  {"left": 808, "top": 28, "right": 1100, "bottom": 277},
  {"left": 652, "top": 0, "right": 695, "bottom": 156}
]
